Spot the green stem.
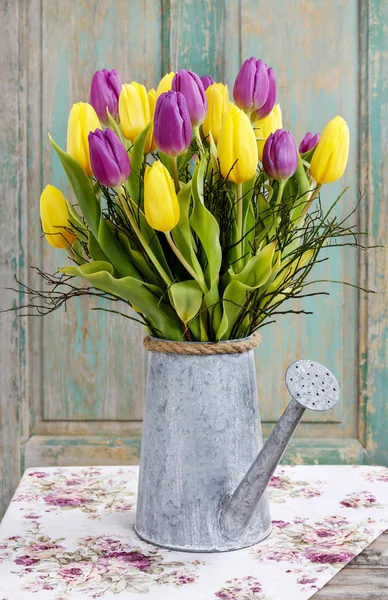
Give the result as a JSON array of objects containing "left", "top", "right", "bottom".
[
  {"left": 193, "top": 126, "right": 205, "bottom": 154},
  {"left": 165, "top": 231, "right": 207, "bottom": 293},
  {"left": 116, "top": 192, "right": 172, "bottom": 287},
  {"left": 275, "top": 179, "right": 286, "bottom": 207},
  {"left": 171, "top": 157, "right": 180, "bottom": 194},
  {"left": 298, "top": 184, "right": 322, "bottom": 219},
  {"left": 235, "top": 182, "right": 244, "bottom": 273}
]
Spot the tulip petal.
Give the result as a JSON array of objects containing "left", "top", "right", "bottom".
[
  {"left": 154, "top": 91, "right": 192, "bottom": 157},
  {"left": 144, "top": 162, "right": 180, "bottom": 232}
]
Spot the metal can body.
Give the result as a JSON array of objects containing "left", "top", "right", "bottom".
[{"left": 135, "top": 346, "right": 271, "bottom": 552}]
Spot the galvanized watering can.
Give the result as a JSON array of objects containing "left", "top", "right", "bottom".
[{"left": 135, "top": 337, "right": 339, "bottom": 552}]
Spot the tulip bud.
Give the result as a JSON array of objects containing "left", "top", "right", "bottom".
[
  {"left": 89, "top": 129, "right": 130, "bottom": 187},
  {"left": 172, "top": 69, "right": 207, "bottom": 127},
  {"left": 202, "top": 83, "right": 229, "bottom": 145},
  {"left": 154, "top": 91, "right": 192, "bottom": 157},
  {"left": 119, "top": 82, "right": 151, "bottom": 142},
  {"left": 201, "top": 75, "right": 215, "bottom": 90},
  {"left": 217, "top": 103, "right": 258, "bottom": 184},
  {"left": 299, "top": 132, "right": 320, "bottom": 154},
  {"left": 156, "top": 71, "right": 175, "bottom": 97},
  {"left": 144, "top": 161, "right": 180, "bottom": 232},
  {"left": 67, "top": 102, "right": 101, "bottom": 176},
  {"left": 89, "top": 68, "right": 122, "bottom": 125},
  {"left": 144, "top": 88, "right": 157, "bottom": 154},
  {"left": 233, "top": 57, "right": 276, "bottom": 119},
  {"left": 40, "top": 185, "right": 76, "bottom": 249},
  {"left": 310, "top": 116, "right": 349, "bottom": 184},
  {"left": 249, "top": 67, "right": 276, "bottom": 122},
  {"left": 255, "top": 104, "right": 282, "bottom": 161},
  {"left": 262, "top": 129, "right": 298, "bottom": 181}
]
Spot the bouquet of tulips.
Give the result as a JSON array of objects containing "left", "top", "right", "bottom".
[{"left": 35, "top": 57, "right": 354, "bottom": 342}]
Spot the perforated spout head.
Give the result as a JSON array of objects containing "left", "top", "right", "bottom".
[{"left": 285, "top": 359, "right": 340, "bottom": 411}]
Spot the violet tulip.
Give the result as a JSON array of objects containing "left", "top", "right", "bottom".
[
  {"left": 154, "top": 91, "right": 192, "bottom": 157},
  {"left": 233, "top": 57, "right": 276, "bottom": 119},
  {"left": 88, "top": 128, "right": 130, "bottom": 187},
  {"left": 262, "top": 129, "right": 298, "bottom": 181},
  {"left": 172, "top": 69, "right": 207, "bottom": 127},
  {"left": 299, "top": 132, "right": 320, "bottom": 154},
  {"left": 89, "top": 69, "right": 122, "bottom": 124},
  {"left": 201, "top": 75, "right": 215, "bottom": 90}
]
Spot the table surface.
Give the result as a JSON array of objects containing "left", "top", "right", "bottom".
[
  {"left": 314, "top": 530, "right": 388, "bottom": 598},
  {"left": 1, "top": 465, "right": 387, "bottom": 600}
]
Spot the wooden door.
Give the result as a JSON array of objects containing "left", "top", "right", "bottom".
[{"left": 1, "top": 0, "right": 387, "bottom": 517}]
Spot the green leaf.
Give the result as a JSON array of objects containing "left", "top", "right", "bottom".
[
  {"left": 125, "top": 123, "right": 151, "bottom": 205},
  {"left": 106, "top": 110, "right": 125, "bottom": 144},
  {"left": 113, "top": 228, "right": 161, "bottom": 287},
  {"left": 255, "top": 193, "right": 280, "bottom": 246},
  {"left": 300, "top": 145, "right": 318, "bottom": 164},
  {"left": 124, "top": 195, "right": 173, "bottom": 280},
  {"left": 190, "top": 160, "right": 222, "bottom": 290},
  {"left": 60, "top": 261, "right": 184, "bottom": 340},
  {"left": 169, "top": 280, "right": 203, "bottom": 323},
  {"left": 172, "top": 181, "right": 205, "bottom": 287},
  {"left": 50, "top": 136, "right": 139, "bottom": 279},
  {"left": 158, "top": 150, "right": 173, "bottom": 177},
  {"left": 284, "top": 154, "right": 311, "bottom": 220},
  {"left": 230, "top": 241, "right": 276, "bottom": 288},
  {"left": 216, "top": 242, "right": 275, "bottom": 340},
  {"left": 88, "top": 232, "right": 109, "bottom": 263},
  {"left": 177, "top": 143, "right": 197, "bottom": 171}
]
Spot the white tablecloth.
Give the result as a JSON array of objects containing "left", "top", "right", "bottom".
[{"left": 0, "top": 465, "right": 387, "bottom": 599}]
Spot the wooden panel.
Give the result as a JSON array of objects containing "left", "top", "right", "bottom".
[
  {"left": 240, "top": 0, "right": 359, "bottom": 436},
  {"left": 314, "top": 568, "right": 388, "bottom": 599},
  {"left": 361, "top": 0, "right": 388, "bottom": 465},
  {"left": 23, "top": 435, "right": 365, "bottom": 469},
  {"left": 40, "top": 0, "right": 163, "bottom": 420},
  {"left": 0, "top": 0, "right": 29, "bottom": 519}
]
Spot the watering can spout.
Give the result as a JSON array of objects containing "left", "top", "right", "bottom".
[{"left": 220, "top": 360, "right": 340, "bottom": 541}]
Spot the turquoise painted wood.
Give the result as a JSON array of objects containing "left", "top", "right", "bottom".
[{"left": 1, "top": 0, "right": 388, "bottom": 518}]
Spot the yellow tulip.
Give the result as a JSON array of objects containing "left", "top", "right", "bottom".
[
  {"left": 202, "top": 83, "right": 229, "bottom": 145},
  {"left": 119, "top": 82, "right": 151, "bottom": 141},
  {"left": 255, "top": 104, "right": 282, "bottom": 161},
  {"left": 156, "top": 71, "right": 175, "bottom": 97},
  {"left": 67, "top": 102, "right": 101, "bottom": 176},
  {"left": 310, "top": 116, "right": 349, "bottom": 184},
  {"left": 40, "top": 185, "right": 76, "bottom": 249},
  {"left": 144, "top": 88, "right": 157, "bottom": 154},
  {"left": 144, "top": 161, "right": 180, "bottom": 232},
  {"left": 217, "top": 103, "right": 258, "bottom": 184}
]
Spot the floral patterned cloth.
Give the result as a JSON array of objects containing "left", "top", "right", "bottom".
[{"left": 0, "top": 465, "right": 387, "bottom": 599}]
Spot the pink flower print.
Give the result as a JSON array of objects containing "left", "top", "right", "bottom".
[
  {"left": 27, "top": 471, "right": 47, "bottom": 478},
  {"left": 58, "top": 561, "right": 107, "bottom": 584},
  {"left": 297, "top": 576, "right": 318, "bottom": 585},
  {"left": 43, "top": 494, "right": 89, "bottom": 507},
  {"left": 321, "top": 515, "right": 349, "bottom": 525},
  {"left": 340, "top": 491, "right": 378, "bottom": 509},
  {"left": 23, "top": 542, "right": 63, "bottom": 560},
  {"left": 14, "top": 555, "right": 39, "bottom": 567},
  {"left": 108, "top": 551, "right": 152, "bottom": 571},
  {"left": 268, "top": 476, "right": 285, "bottom": 489},
  {"left": 170, "top": 571, "right": 195, "bottom": 585},
  {"left": 272, "top": 520, "right": 290, "bottom": 529},
  {"left": 304, "top": 549, "right": 355, "bottom": 564},
  {"left": 303, "top": 527, "right": 352, "bottom": 548}
]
